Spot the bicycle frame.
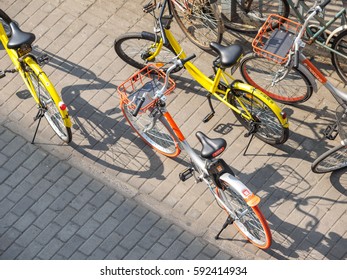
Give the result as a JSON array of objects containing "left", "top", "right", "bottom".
[
  {"left": 145, "top": 2, "right": 288, "bottom": 128},
  {"left": 156, "top": 103, "right": 261, "bottom": 207},
  {"left": 0, "top": 21, "right": 71, "bottom": 127}
]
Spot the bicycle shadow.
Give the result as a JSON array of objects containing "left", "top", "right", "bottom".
[
  {"left": 32, "top": 47, "right": 167, "bottom": 180},
  {"left": 217, "top": 163, "right": 346, "bottom": 259}
]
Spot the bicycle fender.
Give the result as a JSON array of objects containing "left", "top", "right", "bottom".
[
  {"left": 219, "top": 173, "right": 260, "bottom": 207},
  {"left": 232, "top": 81, "right": 289, "bottom": 128},
  {"left": 297, "top": 57, "right": 318, "bottom": 93},
  {"left": 325, "top": 25, "right": 347, "bottom": 46}
]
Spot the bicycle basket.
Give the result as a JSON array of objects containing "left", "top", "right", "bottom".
[
  {"left": 336, "top": 105, "right": 347, "bottom": 140},
  {"left": 252, "top": 14, "right": 302, "bottom": 64},
  {"left": 117, "top": 65, "right": 175, "bottom": 113}
]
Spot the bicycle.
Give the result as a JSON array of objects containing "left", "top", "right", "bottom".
[
  {"left": 168, "top": 0, "right": 224, "bottom": 52},
  {"left": 117, "top": 56, "right": 272, "bottom": 249},
  {"left": 114, "top": 0, "right": 289, "bottom": 147},
  {"left": 237, "top": 1, "right": 347, "bottom": 172},
  {"left": 0, "top": 9, "right": 72, "bottom": 143},
  {"left": 222, "top": 0, "right": 347, "bottom": 84}
]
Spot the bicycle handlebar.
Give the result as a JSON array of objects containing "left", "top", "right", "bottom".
[
  {"left": 132, "top": 54, "right": 196, "bottom": 117},
  {"left": 318, "top": 0, "right": 331, "bottom": 10},
  {"left": 293, "top": 1, "right": 330, "bottom": 68}
]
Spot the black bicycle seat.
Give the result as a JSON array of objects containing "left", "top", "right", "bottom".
[
  {"left": 196, "top": 131, "right": 227, "bottom": 159},
  {"left": 210, "top": 42, "right": 243, "bottom": 68},
  {"left": 7, "top": 22, "right": 35, "bottom": 49}
]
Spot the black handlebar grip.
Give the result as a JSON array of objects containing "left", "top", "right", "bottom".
[
  {"left": 319, "top": 0, "right": 331, "bottom": 9},
  {"left": 294, "top": 50, "right": 300, "bottom": 68},
  {"left": 181, "top": 54, "right": 196, "bottom": 66},
  {"left": 132, "top": 96, "right": 146, "bottom": 117},
  {"left": 0, "top": 9, "right": 12, "bottom": 24}
]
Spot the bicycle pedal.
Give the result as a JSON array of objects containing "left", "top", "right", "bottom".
[
  {"left": 324, "top": 125, "right": 338, "bottom": 140},
  {"left": 203, "top": 112, "right": 214, "bottom": 123},
  {"left": 38, "top": 54, "right": 49, "bottom": 65},
  {"left": 179, "top": 167, "right": 194, "bottom": 182}
]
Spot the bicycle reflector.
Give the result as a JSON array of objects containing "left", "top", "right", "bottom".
[{"left": 59, "top": 102, "right": 67, "bottom": 111}]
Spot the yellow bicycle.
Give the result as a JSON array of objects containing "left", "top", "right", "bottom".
[
  {"left": 114, "top": 0, "right": 289, "bottom": 146},
  {"left": 0, "top": 9, "right": 72, "bottom": 143}
]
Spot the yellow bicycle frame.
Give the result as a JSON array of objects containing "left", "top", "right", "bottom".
[
  {"left": 0, "top": 22, "right": 71, "bottom": 128},
  {"left": 146, "top": 28, "right": 288, "bottom": 128}
]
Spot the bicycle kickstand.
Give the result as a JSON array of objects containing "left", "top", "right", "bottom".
[
  {"left": 31, "top": 107, "right": 45, "bottom": 144},
  {"left": 202, "top": 94, "right": 215, "bottom": 123},
  {"left": 243, "top": 122, "right": 257, "bottom": 156},
  {"left": 215, "top": 216, "right": 234, "bottom": 240}
]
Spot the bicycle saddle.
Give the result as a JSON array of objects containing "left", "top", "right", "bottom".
[
  {"left": 196, "top": 131, "right": 227, "bottom": 159},
  {"left": 7, "top": 22, "right": 35, "bottom": 49},
  {"left": 210, "top": 42, "right": 243, "bottom": 68}
]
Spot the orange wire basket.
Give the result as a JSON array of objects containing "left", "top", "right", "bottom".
[
  {"left": 252, "top": 14, "right": 302, "bottom": 64},
  {"left": 117, "top": 65, "right": 176, "bottom": 113}
]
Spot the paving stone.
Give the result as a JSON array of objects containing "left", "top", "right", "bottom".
[{"left": 15, "top": 225, "right": 41, "bottom": 247}]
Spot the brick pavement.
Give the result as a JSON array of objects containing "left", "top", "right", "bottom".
[
  {"left": 0, "top": 0, "right": 346, "bottom": 260},
  {"left": 0, "top": 118, "right": 239, "bottom": 260}
]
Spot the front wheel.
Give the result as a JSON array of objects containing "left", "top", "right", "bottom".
[
  {"left": 331, "top": 29, "right": 347, "bottom": 84},
  {"left": 121, "top": 102, "right": 181, "bottom": 157},
  {"left": 240, "top": 52, "right": 313, "bottom": 104},
  {"left": 114, "top": 32, "right": 177, "bottom": 72},
  {"left": 228, "top": 86, "right": 289, "bottom": 145},
  {"left": 311, "top": 144, "right": 347, "bottom": 173},
  {"left": 26, "top": 65, "right": 72, "bottom": 143},
  {"left": 169, "top": 0, "right": 223, "bottom": 52},
  {"left": 216, "top": 181, "right": 272, "bottom": 249}
]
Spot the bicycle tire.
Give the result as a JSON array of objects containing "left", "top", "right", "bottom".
[
  {"left": 228, "top": 86, "right": 289, "bottom": 145},
  {"left": 220, "top": 0, "right": 290, "bottom": 34},
  {"left": 216, "top": 181, "right": 272, "bottom": 249},
  {"left": 121, "top": 102, "right": 181, "bottom": 157},
  {"left": 240, "top": 52, "right": 313, "bottom": 104},
  {"left": 331, "top": 29, "right": 347, "bottom": 84},
  {"left": 25, "top": 63, "right": 72, "bottom": 143},
  {"left": 169, "top": 0, "right": 223, "bottom": 52},
  {"left": 311, "top": 144, "right": 347, "bottom": 173},
  {"left": 114, "top": 32, "right": 177, "bottom": 72}
]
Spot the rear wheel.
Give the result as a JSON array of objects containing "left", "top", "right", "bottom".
[
  {"left": 121, "top": 102, "right": 181, "bottom": 157},
  {"left": 311, "top": 144, "right": 347, "bottom": 173},
  {"left": 228, "top": 88, "right": 289, "bottom": 145},
  {"left": 114, "top": 32, "right": 177, "bottom": 72},
  {"left": 240, "top": 52, "right": 313, "bottom": 104},
  {"left": 220, "top": 0, "right": 290, "bottom": 34},
  {"left": 331, "top": 29, "right": 347, "bottom": 84},
  {"left": 26, "top": 65, "right": 72, "bottom": 143},
  {"left": 216, "top": 181, "right": 272, "bottom": 249},
  {"left": 170, "top": 0, "right": 223, "bottom": 52}
]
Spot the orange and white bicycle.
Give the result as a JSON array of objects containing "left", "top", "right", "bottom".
[{"left": 117, "top": 56, "right": 272, "bottom": 249}]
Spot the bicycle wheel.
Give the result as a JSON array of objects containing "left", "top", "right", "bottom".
[
  {"left": 331, "top": 29, "right": 347, "bottom": 84},
  {"left": 240, "top": 52, "right": 313, "bottom": 104},
  {"left": 121, "top": 102, "right": 181, "bottom": 157},
  {"left": 228, "top": 87, "right": 289, "bottom": 145},
  {"left": 311, "top": 144, "right": 347, "bottom": 173},
  {"left": 169, "top": 0, "right": 223, "bottom": 52},
  {"left": 220, "top": 0, "right": 289, "bottom": 34},
  {"left": 114, "top": 32, "right": 177, "bottom": 71},
  {"left": 26, "top": 64, "right": 72, "bottom": 143},
  {"left": 216, "top": 181, "right": 272, "bottom": 249}
]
